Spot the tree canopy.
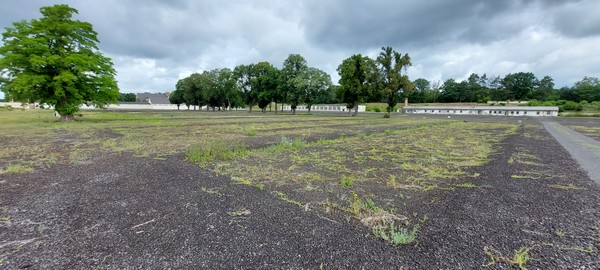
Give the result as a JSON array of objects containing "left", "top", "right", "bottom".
[
  {"left": 0, "top": 4, "right": 118, "bottom": 121},
  {"left": 376, "top": 46, "right": 413, "bottom": 113},
  {"left": 337, "top": 54, "right": 379, "bottom": 116}
]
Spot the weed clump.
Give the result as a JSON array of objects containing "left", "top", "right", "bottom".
[
  {"left": 372, "top": 222, "right": 420, "bottom": 245},
  {"left": 339, "top": 175, "right": 353, "bottom": 187},
  {"left": 186, "top": 142, "right": 249, "bottom": 167}
]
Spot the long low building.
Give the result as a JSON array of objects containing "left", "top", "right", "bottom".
[{"left": 402, "top": 106, "right": 559, "bottom": 117}]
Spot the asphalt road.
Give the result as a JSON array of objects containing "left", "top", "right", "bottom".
[{"left": 543, "top": 121, "right": 600, "bottom": 185}]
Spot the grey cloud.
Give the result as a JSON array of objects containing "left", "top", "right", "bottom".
[
  {"left": 549, "top": 0, "right": 600, "bottom": 37},
  {"left": 1, "top": 0, "right": 598, "bottom": 95}
]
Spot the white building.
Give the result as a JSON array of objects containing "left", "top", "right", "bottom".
[
  {"left": 282, "top": 105, "right": 366, "bottom": 112},
  {"left": 402, "top": 106, "right": 559, "bottom": 117}
]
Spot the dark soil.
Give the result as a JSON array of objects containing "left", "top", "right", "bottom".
[{"left": 1, "top": 118, "right": 599, "bottom": 269}]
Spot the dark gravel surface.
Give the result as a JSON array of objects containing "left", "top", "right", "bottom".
[{"left": 1, "top": 119, "right": 599, "bottom": 269}]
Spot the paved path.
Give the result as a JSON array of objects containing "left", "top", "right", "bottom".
[{"left": 543, "top": 121, "right": 600, "bottom": 184}]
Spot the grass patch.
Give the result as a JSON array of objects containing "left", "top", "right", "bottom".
[
  {"left": 549, "top": 184, "right": 587, "bottom": 190},
  {"left": 228, "top": 209, "right": 251, "bottom": 217},
  {"left": 453, "top": 182, "right": 478, "bottom": 188},
  {"left": 200, "top": 186, "right": 222, "bottom": 196},
  {"left": 268, "top": 137, "right": 305, "bottom": 153},
  {"left": 232, "top": 177, "right": 265, "bottom": 190},
  {"left": 339, "top": 175, "right": 353, "bottom": 187},
  {"left": 1, "top": 164, "right": 33, "bottom": 174},
  {"left": 186, "top": 142, "right": 249, "bottom": 167},
  {"left": 274, "top": 191, "right": 304, "bottom": 208},
  {"left": 484, "top": 246, "right": 532, "bottom": 270}
]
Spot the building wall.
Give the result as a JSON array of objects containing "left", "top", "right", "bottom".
[{"left": 403, "top": 107, "right": 559, "bottom": 117}]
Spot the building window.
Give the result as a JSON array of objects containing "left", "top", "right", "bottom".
[
  {"left": 547, "top": 111, "right": 551, "bottom": 115},
  {"left": 516, "top": 111, "right": 519, "bottom": 115},
  {"left": 524, "top": 111, "right": 527, "bottom": 115},
  {"left": 459, "top": 110, "right": 462, "bottom": 113},
  {"left": 537, "top": 111, "right": 540, "bottom": 115}
]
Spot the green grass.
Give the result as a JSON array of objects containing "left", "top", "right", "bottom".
[
  {"left": 453, "top": 183, "right": 478, "bottom": 188},
  {"left": 372, "top": 221, "right": 420, "bottom": 245},
  {"left": 484, "top": 246, "right": 532, "bottom": 270},
  {"left": 186, "top": 142, "right": 249, "bottom": 167},
  {"left": 548, "top": 184, "right": 587, "bottom": 190},
  {"left": 1, "top": 164, "right": 33, "bottom": 174}
]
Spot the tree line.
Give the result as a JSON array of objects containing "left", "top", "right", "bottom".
[
  {"left": 169, "top": 55, "right": 335, "bottom": 114},
  {"left": 407, "top": 73, "right": 600, "bottom": 104},
  {"left": 168, "top": 47, "right": 414, "bottom": 116}
]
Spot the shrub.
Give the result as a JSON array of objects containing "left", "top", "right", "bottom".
[
  {"left": 383, "top": 112, "right": 390, "bottom": 118},
  {"left": 373, "top": 107, "right": 381, "bottom": 112},
  {"left": 561, "top": 101, "right": 583, "bottom": 111}
]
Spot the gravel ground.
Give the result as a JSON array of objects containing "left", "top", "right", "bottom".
[{"left": 1, "top": 118, "right": 599, "bottom": 269}]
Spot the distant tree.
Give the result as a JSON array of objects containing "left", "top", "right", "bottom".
[
  {"left": 281, "top": 54, "right": 308, "bottom": 114},
  {"left": 169, "top": 89, "right": 184, "bottom": 110},
  {"left": 202, "top": 70, "right": 220, "bottom": 111},
  {"left": 410, "top": 78, "right": 430, "bottom": 103},
  {"left": 252, "top": 62, "right": 278, "bottom": 112},
  {"left": 502, "top": 72, "right": 539, "bottom": 101},
  {"left": 298, "top": 67, "right": 332, "bottom": 113},
  {"left": 217, "top": 68, "right": 242, "bottom": 110},
  {"left": 0, "top": 5, "right": 119, "bottom": 121},
  {"left": 337, "top": 54, "right": 379, "bottom": 116},
  {"left": 118, "top": 93, "right": 137, "bottom": 102},
  {"left": 376, "top": 47, "right": 413, "bottom": 113},
  {"left": 466, "top": 73, "right": 489, "bottom": 102},
  {"left": 314, "top": 84, "right": 338, "bottom": 104},
  {"left": 528, "top": 75, "right": 556, "bottom": 101},
  {"left": 572, "top": 76, "right": 600, "bottom": 102},
  {"left": 233, "top": 64, "right": 257, "bottom": 112},
  {"left": 441, "top": 79, "right": 467, "bottom": 102}
]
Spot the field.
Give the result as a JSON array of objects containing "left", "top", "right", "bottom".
[{"left": 1, "top": 110, "right": 599, "bottom": 269}]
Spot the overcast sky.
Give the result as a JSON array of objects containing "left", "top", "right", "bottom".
[{"left": 1, "top": 0, "right": 599, "bottom": 99}]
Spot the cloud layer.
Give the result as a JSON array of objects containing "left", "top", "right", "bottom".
[{"left": 1, "top": 0, "right": 599, "bottom": 97}]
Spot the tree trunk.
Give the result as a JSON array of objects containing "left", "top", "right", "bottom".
[
  {"left": 352, "top": 103, "right": 358, "bottom": 117},
  {"left": 292, "top": 108, "right": 296, "bottom": 115},
  {"left": 177, "top": 104, "right": 180, "bottom": 110},
  {"left": 275, "top": 102, "right": 278, "bottom": 113},
  {"left": 249, "top": 103, "right": 253, "bottom": 113},
  {"left": 308, "top": 106, "right": 311, "bottom": 114},
  {"left": 281, "top": 103, "right": 284, "bottom": 112}
]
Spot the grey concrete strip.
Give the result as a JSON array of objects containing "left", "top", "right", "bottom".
[{"left": 543, "top": 121, "right": 600, "bottom": 184}]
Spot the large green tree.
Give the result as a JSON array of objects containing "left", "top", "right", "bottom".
[
  {"left": 251, "top": 61, "right": 278, "bottom": 113},
  {"left": 376, "top": 47, "right": 413, "bottom": 113},
  {"left": 281, "top": 54, "right": 308, "bottom": 114},
  {"left": 298, "top": 67, "right": 332, "bottom": 113},
  {"left": 168, "top": 89, "right": 185, "bottom": 110},
  {"left": 233, "top": 64, "right": 258, "bottom": 112},
  {"left": 337, "top": 54, "right": 378, "bottom": 116},
  {"left": 0, "top": 5, "right": 118, "bottom": 121},
  {"left": 501, "top": 72, "right": 539, "bottom": 101}
]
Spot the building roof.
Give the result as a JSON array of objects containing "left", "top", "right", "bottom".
[
  {"left": 136, "top": 93, "right": 170, "bottom": 104},
  {"left": 404, "top": 106, "right": 559, "bottom": 111}
]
